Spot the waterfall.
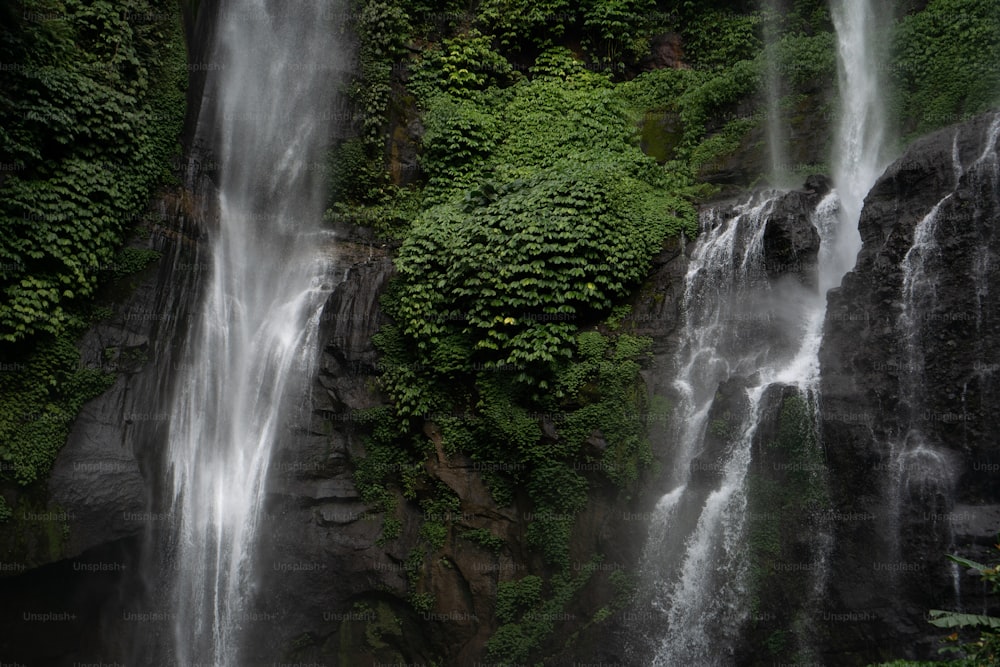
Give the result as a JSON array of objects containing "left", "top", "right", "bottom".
[
  {"left": 156, "top": 2, "right": 347, "bottom": 664},
  {"left": 639, "top": 193, "right": 827, "bottom": 664},
  {"left": 637, "top": 1, "right": 892, "bottom": 662},
  {"left": 829, "top": 0, "right": 889, "bottom": 284}
]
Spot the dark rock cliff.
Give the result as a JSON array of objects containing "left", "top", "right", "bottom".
[{"left": 818, "top": 111, "right": 1000, "bottom": 663}]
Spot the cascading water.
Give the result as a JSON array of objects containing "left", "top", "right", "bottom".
[
  {"left": 638, "top": 0, "right": 892, "bottom": 662},
  {"left": 829, "top": 0, "right": 889, "bottom": 280},
  {"left": 156, "top": 2, "right": 347, "bottom": 664},
  {"left": 638, "top": 193, "right": 829, "bottom": 665}
]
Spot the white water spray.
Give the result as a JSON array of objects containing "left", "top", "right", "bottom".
[
  {"left": 162, "top": 2, "right": 347, "bottom": 665},
  {"left": 829, "top": 0, "right": 889, "bottom": 282}
]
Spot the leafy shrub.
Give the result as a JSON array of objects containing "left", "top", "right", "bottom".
[
  {"left": 418, "top": 94, "right": 503, "bottom": 198},
  {"left": 496, "top": 575, "right": 544, "bottom": 623},
  {"left": 580, "top": 0, "right": 658, "bottom": 67},
  {"left": 929, "top": 548, "right": 1000, "bottom": 664},
  {"left": 0, "top": 320, "right": 115, "bottom": 485},
  {"left": 392, "top": 59, "right": 696, "bottom": 391},
  {"left": 772, "top": 31, "right": 836, "bottom": 88},
  {"left": 486, "top": 567, "right": 594, "bottom": 662},
  {"left": 678, "top": 9, "right": 763, "bottom": 70},
  {"left": 391, "top": 161, "right": 685, "bottom": 385},
  {"left": 408, "top": 30, "right": 513, "bottom": 101},
  {"left": 891, "top": 0, "right": 1000, "bottom": 137},
  {"left": 352, "top": 0, "right": 411, "bottom": 178},
  {"left": 460, "top": 528, "right": 505, "bottom": 553},
  {"left": 475, "top": 0, "right": 574, "bottom": 52}
]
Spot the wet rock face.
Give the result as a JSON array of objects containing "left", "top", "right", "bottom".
[
  {"left": 700, "top": 183, "right": 824, "bottom": 289},
  {"left": 688, "top": 376, "right": 752, "bottom": 490},
  {"left": 638, "top": 32, "right": 685, "bottom": 72},
  {"left": 819, "top": 112, "right": 1000, "bottom": 661},
  {"left": 762, "top": 186, "right": 824, "bottom": 287},
  {"left": 52, "top": 218, "right": 203, "bottom": 562}
]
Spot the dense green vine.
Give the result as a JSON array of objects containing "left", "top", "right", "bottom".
[
  {"left": 891, "top": 0, "right": 1000, "bottom": 138},
  {"left": 0, "top": 0, "right": 187, "bottom": 345},
  {"left": 0, "top": 314, "right": 115, "bottom": 489}
]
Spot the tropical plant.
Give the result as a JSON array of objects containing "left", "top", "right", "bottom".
[{"left": 929, "top": 547, "right": 1000, "bottom": 665}]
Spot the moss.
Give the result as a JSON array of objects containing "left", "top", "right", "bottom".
[
  {"left": 745, "top": 392, "right": 830, "bottom": 660},
  {"left": 460, "top": 528, "right": 505, "bottom": 553},
  {"left": 639, "top": 108, "right": 683, "bottom": 163},
  {"left": 486, "top": 562, "right": 597, "bottom": 663},
  {"left": 0, "top": 489, "right": 70, "bottom": 567},
  {"left": 331, "top": 599, "right": 413, "bottom": 666},
  {"left": 0, "top": 321, "right": 116, "bottom": 488}
]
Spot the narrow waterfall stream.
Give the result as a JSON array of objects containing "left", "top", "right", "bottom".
[
  {"left": 639, "top": 1, "right": 893, "bottom": 663},
  {"left": 156, "top": 2, "right": 347, "bottom": 664}
]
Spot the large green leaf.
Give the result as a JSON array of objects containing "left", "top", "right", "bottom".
[{"left": 927, "top": 609, "right": 1000, "bottom": 629}]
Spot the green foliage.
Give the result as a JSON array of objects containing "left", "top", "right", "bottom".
[
  {"left": 580, "top": 0, "right": 658, "bottom": 68},
  {"left": 0, "top": 495, "right": 11, "bottom": 522},
  {"left": 379, "top": 516, "right": 402, "bottom": 544},
  {"left": 355, "top": 0, "right": 410, "bottom": 138},
  {"left": 773, "top": 31, "right": 837, "bottom": 88},
  {"left": 419, "top": 488, "right": 461, "bottom": 550},
  {"left": 744, "top": 393, "right": 828, "bottom": 659},
  {"left": 784, "top": 0, "right": 833, "bottom": 34},
  {"left": 470, "top": 0, "right": 663, "bottom": 69},
  {"left": 929, "top": 610, "right": 1000, "bottom": 630},
  {"left": 0, "top": 0, "right": 186, "bottom": 345},
  {"left": 408, "top": 591, "right": 435, "bottom": 613},
  {"left": 346, "top": 0, "right": 412, "bottom": 200},
  {"left": 486, "top": 565, "right": 595, "bottom": 663},
  {"left": 525, "top": 463, "right": 588, "bottom": 567},
  {"left": 419, "top": 509, "right": 451, "bottom": 541},
  {"left": 496, "top": 575, "right": 544, "bottom": 623},
  {"left": 677, "top": 9, "right": 763, "bottom": 70},
  {"left": 460, "top": 527, "right": 505, "bottom": 553},
  {"left": 621, "top": 59, "right": 763, "bottom": 171},
  {"left": 109, "top": 248, "right": 160, "bottom": 281},
  {"left": 409, "top": 30, "right": 513, "bottom": 101},
  {"left": 545, "top": 333, "right": 655, "bottom": 488},
  {"left": 475, "top": 0, "right": 574, "bottom": 52},
  {"left": 327, "top": 138, "right": 380, "bottom": 204},
  {"left": 0, "top": 319, "right": 115, "bottom": 486},
  {"left": 391, "top": 62, "right": 696, "bottom": 389},
  {"left": 394, "top": 166, "right": 674, "bottom": 376},
  {"left": 891, "top": 0, "right": 1000, "bottom": 137},
  {"left": 325, "top": 184, "right": 422, "bottom": 240},
  {"left": 929, "top": 546, "right": 1000, "bottom": 664},
  {"left": 609, "top": 569, "right": 637, "bottom": 609},
  {"left": 352, "top": 407, "right": 416, "bottom": 543},
  {"left": 418, "top": 94, "right": 503, "bottom": 198}
]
